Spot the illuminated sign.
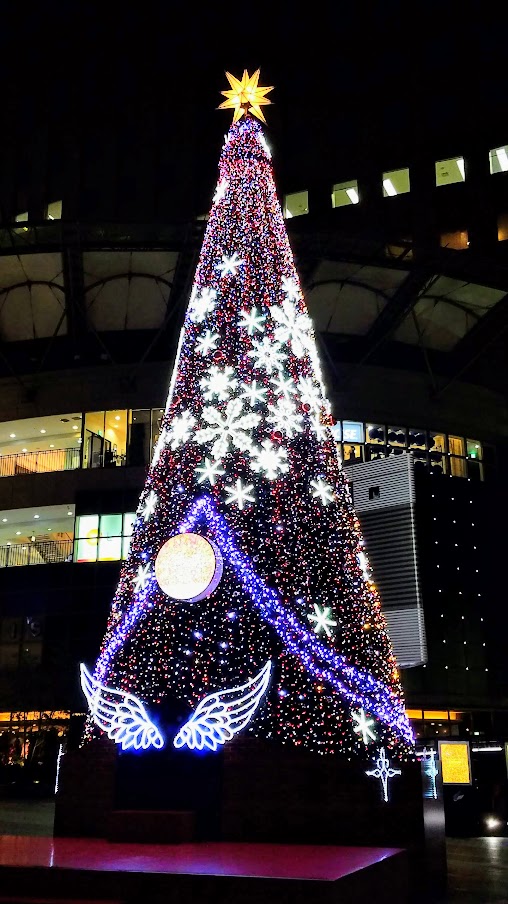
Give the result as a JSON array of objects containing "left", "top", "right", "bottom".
[
  {"left": 438, "top": 741, "right": 471, "bottom": 785},
  {"left": 343, "top": 421, "right": 364, "bottom": 443}
]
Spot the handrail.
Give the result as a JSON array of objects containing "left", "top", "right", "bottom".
[
  {"left": 0, "top": 539, "right": 73, "bottom": 567},
  {"left": 0, "top": 447, "right": 81, "bottom": 478}
]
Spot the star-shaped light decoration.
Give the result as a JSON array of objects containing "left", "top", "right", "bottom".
[
  {"left": 140, "top": 490, "right": 158, "bottom": 522},
  {"left": 224, "top": 478, "right": 255, "bottom": 511},
  {"left": 134, "top": 562, "right": 152, "bottom": 594},
  {"left": 310, "top": 477, "right": 334, "bottom": 506},
  {"left": 366, "top": 747, "right": 402, "bottom": 803},
  {"left": 218, "top": 69, "right": 274, "bottom": 124},
  {"left": 308, "top": 603, "right": 337, "bottom": 637},
  {"left": 195, "top": 457, "right": 225, "bottom": 487},
  {"left": 217, "top": 252, "right": 245, "bottom": 278},
  {"left": 352, "top": 708, "right": 377, "bottom": 745},
  {"left": 239, "top": 307, "right": 266, "bottom": 336}
]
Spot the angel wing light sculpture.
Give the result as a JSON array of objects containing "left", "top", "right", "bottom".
[
  {"left": 173, "top": 660, "right": 272, "bottom": 752},
  {"left": 80, "top": 664, "right": 164, "bottom": 751}
]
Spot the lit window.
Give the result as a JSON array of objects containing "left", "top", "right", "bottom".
[
  {"left": 46, "top": 200, "right": 62, "bottom": 220},
  {"left": 342, "top": 421, "right": 364, "bottom": 444},
  {"left": 440, "top": 230, "right": 469, "bottom": 250},
  {"left": 74, "top": 515, "right": 99, "bottom": 562},
  {"left": 122, "top": 513, "right": 136, "bottom": 559},
  {"left": 98, "top": 514, "right": 122, "bottom": 561},
  {"left": 448, "top": 436, "right": 465, "bottom": 457},
  {"left": 74, "top": 512, "right": 135, "bottom": 563},
  {"left": 331, "top": 180, "right": 360, "bottom": 208},
  {"left": 466, "top": 439, "right": 482, "bottom": 460},
  {"left": 382, "top": 168, "right": 410, "bottom": 197},
  {"left": 14, "top": 211, "right": 28, "bottom": 223},
  {"left": 387, "top": 426, "right": 406, "bottom": 448},
  {"left": 284, "top": 191, "right": 308, "bottom": 218},
  {"left": 342, "top": 443, "right": 363, "bottom": 463},
  {"left": 497, "top": 213, "right": 508, "bottom": 242},
  {"left": 489, "top": 146, "right": 508, "bottom": 174},
  {"left": 435, "top": 157, "right": 466, "bottom": 186}
]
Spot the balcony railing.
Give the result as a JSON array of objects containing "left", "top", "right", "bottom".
[
  {"left": 0, "top": 540, "right": 73, "bottom": 568},
  {"left": 0, "top": 448, "right": 81, "bottom": 478}
]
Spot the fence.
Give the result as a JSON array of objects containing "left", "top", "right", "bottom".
[
  {"left": 0, "top": 540, "right": 73, "bottom": 568},
  {"left": 0, "top": 448, "right": 81, "bottom": 478}
]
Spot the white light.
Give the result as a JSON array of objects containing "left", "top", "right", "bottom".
[
  {"left": 472, "top": 746, "right": 502, "bottom": 753},
  {"left": 383, "top": 178, "right": 397, "bottom": 196},
  {"left": 457, "top": 157, "right": 465, "bottom": 180},
  {"left": 346, "top": 187, "right": 359, "bottom": 204},
  {"left": 54, "top": 743, "right": 64, "bottom": 793},
  {"left": 308, "top": 603, "right": 337, "bottom": 637},
  {"left": 485, "top": 816, "right": 502, "bottom": 830},
  {"left": 174, "top": 661, "right": 272, "bottom": 752},
  {"left": 80, "top": 664, "right": 164, "bottom": 751},
  {"left": 352, "top": 708, "right": 376, "bottom": 745},
  {"left": 9, "top": 433, "right": 15, "bottom": 438},
  {"left": 33, "top": 514, "right": 39, "bottom": 519},
  {"left": 115, "top": 415, "right": 120, "bottom": 421},
  {"left": 67, "top": 511, "right": 73, "bottom": 516},
  {"left": 50, "top": 444, "right": 55, "bottom": 448},
  {"left": 72, "top": 425, "right": 78, "bottom": 430},
  {"left": 155, "top": 533, "right": 222, "bottom": 601},
  {"left": 22, "top": 448, "right": 27, "bottom": 453},
  {"left": 1, "top": 518, "right": 6, "bottom": 522},
  {"left": 497, "top": 148, "right": 508, "bottom": 171},
  {"left": 40, "top": 429, "right": 46, "bottom": 434},
  {"left": 16, "top": 531, "right": 21, "bottom": 535}
]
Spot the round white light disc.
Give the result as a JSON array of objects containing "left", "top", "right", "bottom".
[{"left": 154, "top": 533, "right": 222, "bottom": 602}]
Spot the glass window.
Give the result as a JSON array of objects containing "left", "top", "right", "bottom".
[
  {"left": 385, "top": 241, "right": 413, "bottom": 261},
  {"left": 408, "top": 428, "right": 427, "bottom": 450},
  {"left": 435, "top": 156, "right": 466, "bottom": 186},
  {"left": 366, "top": 424, "right": 385, "bottom": 444},
  {"left": 450, "top": 457, "right": 466, "bottom": 478},
  {"left": 46, "top": 200, "right": 62, "bottom": 220},
  {"left": 428, "top": 432, "right": 446, "bottom": 475},
  {"left": 284, "top": 191, "right": 309, "bottom": 218},
  {"left": 448, "top": 436, "right": 465, "bottom": 457},
  {"left": 342, "top": 443, "right": 363, "bottom": 464},
  {"left": 489, "top": 146, "right": 508, "bottom": 174},
  {"left": 497, "top": 213, "right": 508, "bottom": 242},
  {"left": 14, "top": 211, "right": 28, "bottom": 223},
  {"left": 83, "top": 411, "right": 127, "bottom": 468},
  {"left": 342, "top": 421, "right": 364, "bottom": 443},
  {"left": 382, "top": 167, "right": 410, "bottom": 197},
  {"left": 387, "top": 427, "right": 406, "bottom": 448},
  {"left": 151, "top": 408, "right": 165, "bottom": 461},
  {"left": 466, "top": 439, "right": 482, "bottom": 460},
  {"left": 440, "top": 230, "right": 469, "bottom": 250},
  {"left": 128, "top": 410, "right": 151, "bottom": 466},
  {"left": 98, "top": 514, "right": 122, "bottom": 561},
  {"left": 74, "top": 515, "right": 99, "bottom": 562},
  {"left": 331, "top": 180, "right": 359, "bottom": 208}
]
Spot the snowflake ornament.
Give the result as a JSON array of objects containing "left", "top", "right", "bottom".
[
  {"left": 248, "top": 337, "right": 286, "bottom": 374},
  {"left": 308, "top": 412, "right": 329, "bottom": 441},
  {"left": 267, "top": 398, "right": 303, "bottom": 438},
  {"left": 310, "top": 477, "right": 334, "bottom": 505},
  {"left": 308, "top": 603, "right": 337, "bottom": 637},
  {"left": 195, "top": 457, "right": 225, "bottom": 487},
  {"left": 200, "top": 365, "right": 238, "bottom": 402},
  {"left": 239, "top": 307, "right": 266, "bottom": 336},
  {"left": 352, "top": 708, "right": 377, "bottom": 745},
  {"left": 151, "top": 428, "right": 169, "bottom": 467},
  {"left": 240, "top": 379, "right": 267, "bottom": 407},
  {"left": 167, "top": 411, "right": 196, "bottom": 450},
  {"left": 271, "top": 297, "right": 312, "bottom": 358},
  {"left": 213, "top": 179, "right": 228, "bottom": 204},
  {"left": 297, "top": 376, "right": 323, "bottom": 412},
  {"left": 217, "top": 252, "right": 245, "bottom": 277},
  {"left": 251, "top": 439, "right": 289, "bottom": 480},
  {"left": 271, "top": 371, "right": 297, "bottom": 400},
  {"left": 134, "top": 563, "right": 152, "bottom": 594},
  {"left": 224, "top": 478, "right": 255, "bottom": 510},
  {"left": 195, "top": 398, "right": 260, "bottom": 461},
  {"left": 281, "top": 276, "right": 300, "bottom": 302},
  {"left": 140, "top": 490, "right": 158, "bottom": 521},
  {"left": 196, "top": 330, "right": 220, "bottom": 356},
  {"left": 188, "top": 287, "right": 217, "bottom": 324}
]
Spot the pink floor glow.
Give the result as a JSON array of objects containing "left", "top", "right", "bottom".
[{"left": 0, "top": 835, "right": 402, "bottom": 881}]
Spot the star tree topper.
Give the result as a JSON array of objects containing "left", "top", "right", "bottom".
[{"left": 218, "top": 69, "right": 274, "bottom": 123}]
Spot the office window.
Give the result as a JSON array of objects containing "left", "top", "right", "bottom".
[
  {"left": 429, "top": 432, "right": 446, "bottom": 475},
  {"left": 74, "top": 515, "right": 99, "bottom": 562},
  {"left": 387, "top": 426, "right": 406, "bottom": 448},
  {"left": 489, "top": 146, "right": 508, "bottom": 174},
  {"left": 46, "top": 200, "right": 62, "bottom": 220},
  {"left": 98, "top": 514, "right": 122, "bottom": 561},
  {"left": 331, "top": 180, "right": 359, "bottom": 208},
  {"left": 342, "top": 421, "right": 364, "bottom": 443},
  {"left": 14, "top": 211, "right": 28, "bottom": 223},
  {"left": 436, "top": 157, "right": 465, "bottom": 186},
  {"left": 342, "top": 443, "right": 363, "bottom": 463},
  {"left": 497, "top": 213, "right": 508, "bottom": 242},
  {"left": 128, "top": 410, "right": 152, "bottom": 466},
  {"left": 408, "top": 429, "right": 427, "bottom": 450},
  {"left": 366, "top": 424, "right": 385, "bottom": 444},
  {"left": 440, "top": 230, "right": 468, "bottom": 250},
  {"left": 284, "top": 191, "right": 308, "bottom": 218},
  {"left": 122, "top": 513, "right": 136, "bottom": 559},
  {"left": 448, "top": 435, "right": 466, "bottom": 478},
  {"left": 466, "top": 439, "right": 482, "bottom": 460},
  {"left": 83, "top": 410, "right": 127, "bottom": 468},
  {"left": 382, "top": 168, "right": 410, "bottom": 197},
  {"left": 74, "top": 513, "right": 135, "bottom": 563}
]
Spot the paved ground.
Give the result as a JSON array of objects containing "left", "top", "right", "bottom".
[{"left": 0, "top": 800, "right": 507, "bottom": 901}]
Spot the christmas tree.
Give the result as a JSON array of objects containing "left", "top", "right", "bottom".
[{"left": 81, "top": 71, "right": 414, "bottom": 764}]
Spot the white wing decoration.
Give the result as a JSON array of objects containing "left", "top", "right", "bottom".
[
  {"left": 80, "top": 664, "right": 164, "bottom": 751},
  {"left": 174, "top": 661, "right": 272, "bottom": 752}
]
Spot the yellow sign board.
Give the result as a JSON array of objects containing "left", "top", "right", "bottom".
[{"left": 439, "top": 741, "right": 471, "bottom": 785}]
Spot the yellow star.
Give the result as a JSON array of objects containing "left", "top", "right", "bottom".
[{"left": 218, "top": 69, "right": 273, "bottom": 124}]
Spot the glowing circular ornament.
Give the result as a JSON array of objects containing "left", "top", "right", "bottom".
[{"left": 155, "top": 533, "right": 223, "bottom": 602}]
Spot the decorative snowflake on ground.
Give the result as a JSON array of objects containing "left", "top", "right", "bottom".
[
  {"left": 200, "top": 365, "right": 238, "bottom": 401},
  {"left": 188, "top": 287, "right": 217, "bottom": 324},
  {"left": 251, "top": 439, "right": 289, "bottom": 480},
  {"left": 224, "top": 478, "right": 255, "bottom": 510},
  {"left": 308, "top": 603, "right": 337, "bottom": 637},
  {"left": 213, "top": 179, "right": 228, "bottom": 204},
  {"left": 267, "top": 399, "right": 303, "bottom": 438},
  {"left": 140, "top": 490, "right": 158, "bottom": 521},
  {"left": 239, "top": 307, "right": 266, "bottom": 336},
  {"left": 240, "top": 379, "right": 267, "bottom": 407},
  {"left": 310, "top": 477, "right": 334, "bottom": 505},
  {"left": 271, "top": 297, "right": 313, "bottom": 358},
  {"left": 248, "top": 337, "right": 286, "bottom": 374},
  {"left": 281, "top": 276, "right": 300, "bottom": 302},
  {"left": 167, "top": 411, "right": 196, "bottom": 450},
  {"left": 195, "top": 398, "right": 260, "bottom": 460},
  {"left": 195, "top": 457, "right": 225, "bottom": 487},
  {"left": 271, "top": 371, "right": 297, "bottom": 400},
  {"left": 217, "top": 252, "right": 245, "bottom": 277},
  {"left": 196, "top": 330, "right": 220, "bottom": 356}
]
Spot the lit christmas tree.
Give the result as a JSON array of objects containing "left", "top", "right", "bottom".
[{"left": 81, "top": 71, "right": 414, "bottom": 763}]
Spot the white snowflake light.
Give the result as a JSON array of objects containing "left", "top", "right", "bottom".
[
  {"left": 224, "top": 478, "right": 255, "bottom": 510},
  {"left": 200, "top": 365, "right": 238, "bottom": 402},
  {"left": 257, "top": 132, "right": 272, "bottom": 158},
  {"left": 196, "top": 330, "right": 220, "bottom": 356},
  {"left": 240, "top": 379, "right": 267, "bottom": 407},
  {"left": 167, "top": 411, "right": 196, "bottom": 450},
  {"left": 308, "top": 603, "right": 337, "bottom": 637},
  {"left": 271, "top": 297, "right": 312, "bottom": 358},
  {"left": 239, "top": 307, "right": 266, "bottom": 336},
  {"left": 309, "top": 412, "right": 329, "bottom": 441},
  {"left": 267, "top": 398, "right": 303, "bottom": 438},
  {"left": 213, "top": 179, "right": 228, "bottom": 204},
  {"left": 248, "top": 337, "right": 286, "bottom": 374},
  {"left": 195, "top": 398, "right": 260, "bottom": 461},
  {"left": 297, "top": 376, "right": 323, "bottom": 412},
  {"left": 151, "top": 428, "right": 169, "bottom": 467},
  {"left": 271, "top": 372, "right": 297, "bottom": 400},
  {"left": 217, "top": 252, "right": 245, "bottom": 278},
  {"left": 195, "top": 457, "right": 225, "bottom": 487},
  {"left": 188, "top": 287, "right": 217, "bottom": 324},
  {"left": 251, "top": 439, "right": 289, "bottom": 480},
  {"left": 134, "top": 562, "right": 152, "bottom": 593},
  {"left": 310, "top": 477, "right": 334, "bottom": 505},
  {"left": 281, "top": 276, "right": 300, "bottom": 302},
  {"left": 352, "top": 708, "right": 377, "bottom": 745},
  {"left": 140, "top": 490, "right": 158, "bottom": 521}
]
